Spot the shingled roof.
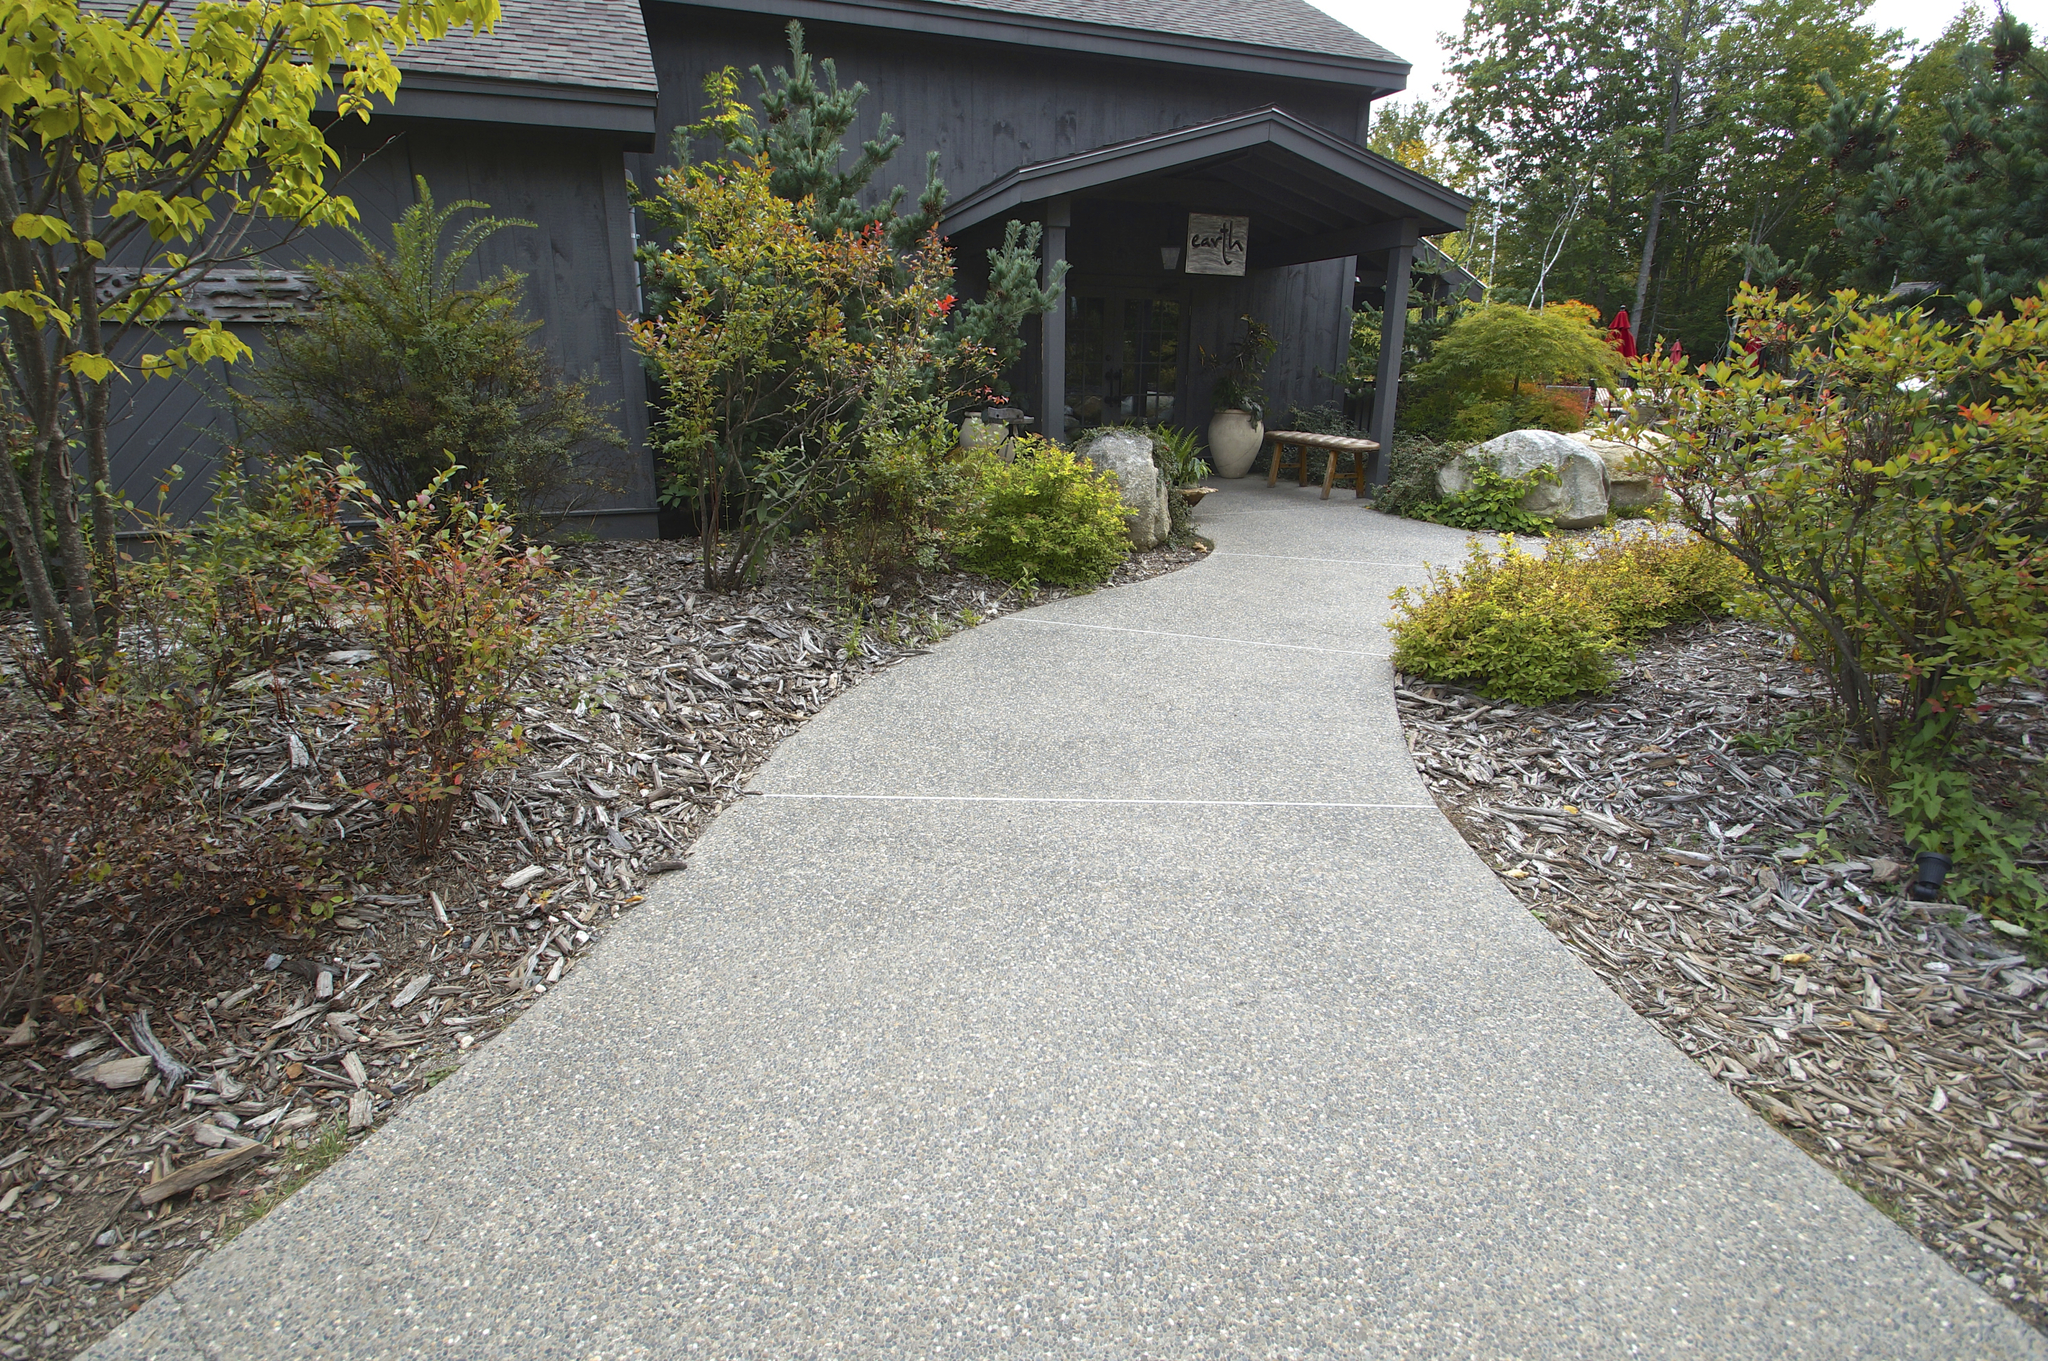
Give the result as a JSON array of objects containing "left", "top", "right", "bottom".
[
  {"left": 398, "top": 0, "right": 658, "bottom": 94},
  {"left": 931, "top": 0, "right": 1402, "bottom": 66}
]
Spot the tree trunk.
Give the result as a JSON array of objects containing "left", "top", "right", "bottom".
[
  {"left": 1633, "top": 0, "right": 1695, "bottom": 327},
  {"left": 1632, "top": 185, "right": 1667, "bottom": 326},
  {"left": 0, "top": 438, "right": 76, "bottom": 676}
]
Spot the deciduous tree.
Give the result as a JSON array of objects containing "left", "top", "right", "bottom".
[{"left": 0, "top": 0, "right": 499, "bottom": 686}]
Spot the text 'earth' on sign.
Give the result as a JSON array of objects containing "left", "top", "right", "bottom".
[{"left": 1185, "top": 214, "right": 1249, "bottom": 276}]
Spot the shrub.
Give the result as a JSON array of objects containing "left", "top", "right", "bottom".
[
  {"left": 1583, "top": 533, "right": 1749, "bottom": 637},
  {"left": 816, "top": 413, "right": 994, "bottom": 598},
  {"left": 1373, "top": 433, "right": 1457, "bottom": 519},
  {"left": 238, "top": 179, "right": 623, "bottom": 535},
  {"left": 636, "top": 55, "right": 1060, "bottom": 590},
  {"left": 1611, "top": 283, "right": 2048, "bottom": 933},
  {"left": 1419, "top": 303, "right": 1622, "bottom": 395},
  {"left": 1388, "top": 533, "right": 1743, "bottom": 704},
  {"left": 342, "top": 470, "right": 602, "bottom": 857},
  {"left": 123, "top": 452, "right": 345, "bottom": 705},
  {"left": 1279, "top": 403, "right": 1353, "bottom": 435},
  {"left": 2, "top": 616, "right": 363, "bottom": 1009},
  {"left": 1443, "top": 384, "right": 1588, "bottom": 444},
  {"left": 1390, "top": 539, "right": 1620, "bottom": 703},
  {"left": 957, "top": 438, "right": 1130, "bottom": 586},
  {"left": 633, "top": 114, "right": 982, "bottom": 589}
]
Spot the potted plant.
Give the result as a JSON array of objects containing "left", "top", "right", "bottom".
[{"left": 1205, "top": 316, "right": 1274, "bottom": 478}]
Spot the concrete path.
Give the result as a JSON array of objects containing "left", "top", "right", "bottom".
[{"left": 94, "top": 481, "right": 2044, "bottom": 1359}]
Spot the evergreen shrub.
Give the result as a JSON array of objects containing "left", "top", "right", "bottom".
[
  {"left": 1373, "top": 434, "right": 1457, "bottom": 519},
  {"left": 238, "top": 180, "right": 621, "bottom": 536}
]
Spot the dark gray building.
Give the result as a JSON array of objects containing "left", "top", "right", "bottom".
[{"left": 111, "top": 0, "right": 1466, "bottom": 533}]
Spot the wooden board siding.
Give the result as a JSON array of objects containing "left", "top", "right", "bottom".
[
  {"left": 636, "top": 5, "right": 1368, "bottom": 214},
  {"left": 105, "top": 122, "right": 654, "bottom": 539},
  {"left": 638, "top": 6, "right": 1367, "bottom": 441}
]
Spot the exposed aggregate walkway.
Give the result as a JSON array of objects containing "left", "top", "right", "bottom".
[{"left": 92, "top": 481, "right": 2047, "bottom": 1359}]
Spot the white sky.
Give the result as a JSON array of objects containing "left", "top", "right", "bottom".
[{"left": 1307, "top": 0, "right": 2048, "bottom": 110}]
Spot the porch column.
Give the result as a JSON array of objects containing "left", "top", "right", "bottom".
[
  {"left": 1368, "top": 218, "right": 1419, "bottom": 482},
  {"left": 1040, "top": 196, "right": 1071, "bottom": 439}
]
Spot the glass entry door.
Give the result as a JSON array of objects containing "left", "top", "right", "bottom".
[{"left": 1065, "top": 293, "right": 1181, "bottom": 429}]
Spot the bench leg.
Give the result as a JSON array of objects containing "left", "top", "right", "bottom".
[
  {"left": 1320, "top": 450, "right": 1337, "bottom": 499},
  {"left": 1264, "top": 440, "right": 1281, "bottom": 487}
]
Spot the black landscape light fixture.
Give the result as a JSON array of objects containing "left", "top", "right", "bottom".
[{"left": 1909, "top": 851, "right": 1953, "bottom": 902}]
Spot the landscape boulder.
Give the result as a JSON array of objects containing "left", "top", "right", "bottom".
[
  {"left": 1079, "top": 429, "right": 1171, "bottom": 549},
  {"left": 1566, "top": 431, "right": 1663, "bottom": 511},
  {"left": 1437, "top": 428, "right": 1610, "bottom": 529}
]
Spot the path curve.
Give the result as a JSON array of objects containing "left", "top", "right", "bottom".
[{"left": 92, "top": 481, "right": 2045, "bottom": 1359}]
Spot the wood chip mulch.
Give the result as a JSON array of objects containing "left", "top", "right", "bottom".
[
  {"left": 1396, "top": 618, "right": 2048, "bottom": 1335},
  {"left": 0, "top": 534, "right": 1207, "bottom": 1359}
]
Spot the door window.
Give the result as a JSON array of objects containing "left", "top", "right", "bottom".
[{"left": 1066, "top": 293, "right": 1180, "bottom": 427}]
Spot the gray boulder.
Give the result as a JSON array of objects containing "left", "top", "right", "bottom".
[
  {"left": 1566, "top": 431, "right": 1664, "bottom": 511},
  {"left": 1437, "top": 428, "right": 1610, "bottom": 529},
  {"left": 1079, "top": 429, "right": 1171, "bottom": 549}
]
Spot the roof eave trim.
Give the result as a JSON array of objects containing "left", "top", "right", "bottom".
[
  {"left": 321, "top": 73, "right": 658, "bottom": 147},
  {"left": 941, "top": 109, "right": 1471, "bottom": 239},
  {"left": 654, "top": 0, "right": 1408, "bottom": 92}
]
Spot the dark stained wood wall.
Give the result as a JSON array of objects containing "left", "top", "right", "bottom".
[
  {"left": 636, "top": 6, "right": 1368, "bottom": 199},
  {"left": 106, "top": 121, "right": 654, "bottom": 537},
  {"left": 637, "top": 3, "right": 1371, "bottom": 439}
]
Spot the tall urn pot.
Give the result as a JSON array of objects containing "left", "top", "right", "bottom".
[{"left": 1207, "top": 409, "right": 1265, "bottom": 479}]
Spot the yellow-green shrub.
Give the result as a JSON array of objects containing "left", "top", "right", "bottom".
[
  {"left": 1388, "top": 533, "right": 1744, "bottom": 703},
  {"left": 1581, "top": 533, "right": 1750, "bottom": 639},
  {"left": 956, "top": 437, "right": 1131, "bottom": 586}
]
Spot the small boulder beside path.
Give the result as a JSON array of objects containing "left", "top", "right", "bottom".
[
  {"left": 1438, "top": 428, "right": 1611, "bottom": 529},
  {"left": 1566, "top": 430, "right": 1662, "bottom": 512},
  {"left": 1079, "top": 428, "right": 1172, "bottom": 549}
]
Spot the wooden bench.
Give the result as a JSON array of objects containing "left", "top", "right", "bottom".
[{"left": 1264, "top": 430, "right": 1381, "bottom": 499}]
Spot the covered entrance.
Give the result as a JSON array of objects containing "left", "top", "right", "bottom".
[{"left": 942, "top": 107, "right": 1469, "bottom": 478}]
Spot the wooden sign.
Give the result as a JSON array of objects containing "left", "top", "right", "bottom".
[{"left": 1185, "top": 214, "right": 1249, "bottom": 275}]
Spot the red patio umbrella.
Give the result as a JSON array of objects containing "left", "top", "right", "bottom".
[{"left": 1607, "top": 309, "right": 1637, "bottom": 359}]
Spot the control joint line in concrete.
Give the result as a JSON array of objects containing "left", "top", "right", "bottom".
[
  {"left": 755, "top": 792, "right": 1437, "bottom": 810},
  {"left": 1208, "top": 550, "right": 1441, "bottom": 570},
  {"left": 1003, "top": 616, "right": 1390, "bottom": 657}
]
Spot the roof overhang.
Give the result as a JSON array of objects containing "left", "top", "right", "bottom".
[
  {"left": 942, "top": 107, "right": 1469, "bottom": 267},
  {"left": 320, "top": 74, "right": 658, "bottom": 149},
  {"left": 654, "top": 0, "right": 1407, "bottom": 94}
]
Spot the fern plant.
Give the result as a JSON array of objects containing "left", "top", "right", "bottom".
[{"left": 238, "top": 177, "right": 621, "bottom": 533}]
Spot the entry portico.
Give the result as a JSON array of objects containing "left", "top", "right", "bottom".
[{"left": 941, "top": 107, "right": 1470, "bottom": 475}]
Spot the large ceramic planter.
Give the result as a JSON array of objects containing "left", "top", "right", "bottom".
[{"left": 1207, "top": 409, "right": 1264, "bottom": 479}]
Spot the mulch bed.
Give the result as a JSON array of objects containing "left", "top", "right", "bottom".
[
  {"left": 0, "top": 535, "right": 1207, "bottom": 1359},
  {"left": 1396, "top": 618, "right": 2048, "bottom": 1334}
]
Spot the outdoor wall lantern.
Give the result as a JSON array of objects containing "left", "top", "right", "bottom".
[{"left": 1160, "top": 246, "right": 1182, "bottom": 271}]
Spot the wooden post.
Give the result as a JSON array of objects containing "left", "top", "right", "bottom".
[
  {"left": 1040, "top": 196, "right": 1071, "bottom": 440},
  {"left": 1368, "top": 220, "right": 1418, "bottom": 483}
]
